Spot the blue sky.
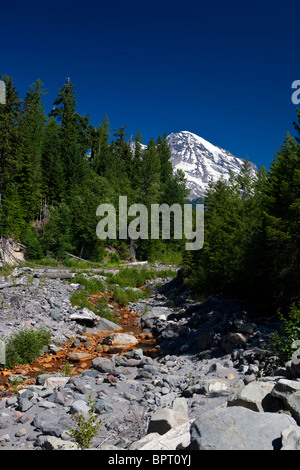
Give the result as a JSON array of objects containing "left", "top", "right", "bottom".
[{"left": 1, "top": 0, "right": 300, "bottom": 170}]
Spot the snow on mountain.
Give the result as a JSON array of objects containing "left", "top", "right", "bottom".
[{"left": 167, "top": 131, "right": 257, "bottom": 200}]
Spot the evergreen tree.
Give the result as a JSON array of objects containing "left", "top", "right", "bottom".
[
  {"left": 259, "top": 131, "right": 300, "bottom": 308},
  {"left": 91, "top": 115, "right": 111, "bottom": 176},
  {"left": 17, "top": 79, "right": 47, "bottom": 221},
  {"left": 50, "top": 78, "right": 91, "bottom": 190},
  {"left": 141, "top": 137, "right": 161, "bottom": 207},
  {"left": 41, "top": 117, "right": 65, "bottom": 204},
  {"left": 157, "top": 133, "right": 173, "bottom": 184},
  {"left": 131, "top": 130, "right": 144, "bottom": 193},
  {"left": 0, "top": 76, "right": 23, "bottom": 237},
  {"left": 113, "top": 126, "right": 133, "bottom": 179}
]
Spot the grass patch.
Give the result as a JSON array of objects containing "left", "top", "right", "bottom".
[
  {"left": 72, "top": 275, "right": 106, "bottom": 294},
  {"left": 112, "top": 285, "right": 150, "bottom": 307},
  {"left": 0, "top": 262, "right": 15, "bottom": 278},
  {"left": 106, "top": 267, "right": 177, "bottom": 289}
]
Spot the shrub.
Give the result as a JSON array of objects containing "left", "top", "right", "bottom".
[
  {"left": 267, "top": 302, "right": 300, "bottom": 366},
  {"left": 112, "top": 285, "right": 148, "bottom": 307},
  {"left": 67, "top": 395, "right": 103, "bottom": 449},
  {"left": 72, "top": 275, "right": 106, "bottom": 294},
  {"left": 4, "top": 326, "right": 51, "bottom": 368}
]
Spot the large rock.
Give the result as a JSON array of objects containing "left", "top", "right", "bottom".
[
  {"left": 147, "top": 408, "right": 189, "bottom": 435},
  {"left": 140, "top": 307, "right": 170, "bottom": 329},
  {"left": 40, "top": 436, "right": 78, "bottom": 450},
  {"left": 44, "top": 377, "right": 70, "bottom": 388},
  {"left": 92, "top": 357, "right": 115, "bottom": 374},
  {"left": 69, "top": 308, "right": 99, "bottom": 325},
  {"left": 271, "top": 379, "right": 300, "bottom": 400},
  {"left": 227, "top": 381, "right": 274, "bottom": 412},
  {"left": 70, "top": 400, "right": 90, "bottom": 416},
  {"left": 281, "top": 425, "right": 300, "bottom": 450},
  {"left": 284, "top": 391, "right": 300, "bottom": 425},
  {"left": 96, "top": 317, "right": 120, "bottom": 331},
  {"left": 102, "top": 332, "right": 138, "bottom": 346},
  {"left": 132, "top": 420, "right": 193, "bottom": 450},
  {"left": 190, "top": 406, "right": 296, "bottom": 450},
  {"left": 291, "top": 349, "right": 300, "bottom": 378},
  {"left": 129, "top": 433, "right": 161, "bottom": 450},
  {"left": 33, "top": 414, "right": 65, "bottom": 437}
]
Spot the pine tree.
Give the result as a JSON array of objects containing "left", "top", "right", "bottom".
[
  {"left": 41, "top": 117, "right": 65, "bottom": 203},
  {"left": 259, "top": 131, "right": 300, "bottom": 307},
  {"left": 91, "top": 115, "right": 111, "bottom": 176},
  {"left": 113, "top": 126, "right": 133, "bottom": 179},
  {"left": 157, "top": 133, "right": 173, "bottom": 184},
  {"left": 0, "top": 76, "right": 23, "bottom": 237},
  {"left": 131, "top": 130, "right": 144, "bottom": 194},
  {"left": 17, "top": 79, "right": 47, "bottom": 221},
  {"left": 50, "top": 78, "right": 91, "bottom": 190},
  {"left": 141, "top": 137, "right": 161, "bottom": 206}
]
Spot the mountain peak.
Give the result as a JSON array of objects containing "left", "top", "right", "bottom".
[{"left": 167, "top": 131, "right": 257, "bottom": 200}]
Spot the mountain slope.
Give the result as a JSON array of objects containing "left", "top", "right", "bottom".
[{"left": 167, "top": 131, "right": 257, "bottom": 200}]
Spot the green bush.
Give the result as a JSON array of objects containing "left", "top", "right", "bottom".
[
  {"left": 4, "top": 326, "right": 51, "bottom": 368},
  {"left": 67, "top": 395, "right": 103, "bottom": 449},
  {"left": 267, "top": 302, "right": 300, "bottom": 365},
  {"left": 72, "top": 275, "right": 106, "bottom": 294}
]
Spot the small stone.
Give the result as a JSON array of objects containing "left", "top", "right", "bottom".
[
  {"left": 15, "top": 428, "right": 26, "bottom": 437},
  {"left": 226, "top": 373, "right": 235, "bottom": 380},
  {"left": 104, "top": 375, "right": 118, "bottom": 384}
]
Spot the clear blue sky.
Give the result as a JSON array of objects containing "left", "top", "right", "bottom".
[{"left": 1, "top": 0, "right": 300, "bottom": 170}]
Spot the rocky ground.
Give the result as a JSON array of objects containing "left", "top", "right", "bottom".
[{"left": 0, "top": 265, "right": 300, "bottom": 450}]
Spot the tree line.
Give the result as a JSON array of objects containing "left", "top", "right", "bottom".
[
  {"left": 0, "top": 76, "right": 189, "bottom": 264},
  {"left": 1, "top": 74, "right": 300, "bottom": 316},
  {"left": 182, "top": 109, "right": 300, "bottom": 314}
]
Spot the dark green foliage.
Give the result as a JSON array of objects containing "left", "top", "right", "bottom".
[
  {"left": 0, "top": 76, "right": 188, "bottom": 265},
  {"left": 182, "top": 110, "right": 300, "bottom": 318},
  {"left": 0, "top": 76, "right": 23, "bottom": 238},
  {"left": 17, "top": 79, "right": 46, "bottom": 220},
  {"left": 267, "top": 302, "right": 300, "bottom": 365},
  {"left": 4, "top": 326, "right": 51, "bottom": 368}
]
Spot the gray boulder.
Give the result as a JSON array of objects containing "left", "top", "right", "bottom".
[
  {"left": 227, "top": 381, "right": 275, "bottom": 412},
  {"left": 291, "top": 349, "right": 300, "bottom": 378},
  {"left": 92, "top": 357, "right": 115, "bottom": 374},
  {"left": 147, "top": 408, "right": 189, "bottom": 435},
  {"left": 96, "top": 317, "right": 120, "bottom": 331},
  {"left": 271, "top": 378, "right": 300, "bottom": 400},
  {"left": 281, "top": 425, "right": 300, "bottom": 450},
  {"left": 140, "top": 307, "right": 169, "bottom": 329},
  {"left": 190, "top": 406, "right": 296, "bottom": 450},
  {"left": 70, "top": 400, "right": 90, "bottom": 416},
  {"left": 33, "top": 414, "right": 65, "bottom": 437},
  {"left": 284, "top": 391, "right": 300, "bottom": 425}
]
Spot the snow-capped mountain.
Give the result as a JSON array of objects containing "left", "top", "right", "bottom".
[{"left": 167, "top": 131, "right": 257, "bottom": 200}]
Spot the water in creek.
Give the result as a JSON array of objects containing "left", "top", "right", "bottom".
[{"left": 0, "top": 299, "right": 156, "bottom": 393}]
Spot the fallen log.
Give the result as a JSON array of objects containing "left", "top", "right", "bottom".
[{"left": 33, "top": 272, "right": 75, "bottom": 279}]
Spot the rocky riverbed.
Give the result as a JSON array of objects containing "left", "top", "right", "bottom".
[{"left": 0, "top": 265, "right": 300, "bottom": 450}]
